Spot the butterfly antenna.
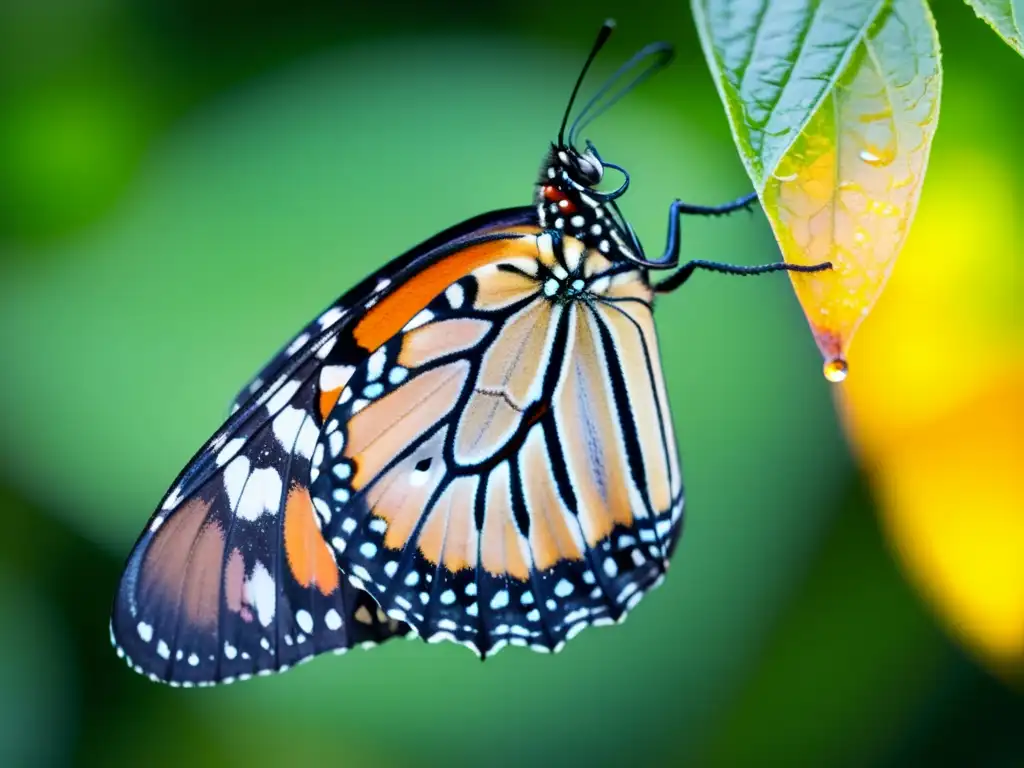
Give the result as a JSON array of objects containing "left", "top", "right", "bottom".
[
  {"left": 568, "top": 41, "right": 673, "bottom": 147},
  {"left": 558, "top": 19, "right": 617, "bottom": 147}
]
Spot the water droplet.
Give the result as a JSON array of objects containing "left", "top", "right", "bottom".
[
  {"left": 858, "top": 147, "right": 894, "bottom": 166},
  {"left": 823, "top": 357, "right": 848, "bottom": 383}
]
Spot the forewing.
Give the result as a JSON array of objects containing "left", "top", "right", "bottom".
[{"left": 311, "top": 233, "right": 685, "bottom": 657}]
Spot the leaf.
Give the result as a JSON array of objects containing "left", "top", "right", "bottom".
[
  {"left": 693, "top": 0, "right": 942, "bottom": 377},
  {"left": 964, "top": 0, "right": 1024, "bottom": 56}
]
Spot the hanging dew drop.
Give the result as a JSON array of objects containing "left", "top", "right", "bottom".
[{"left": 823, "top": 357, "right": 849, "bottom": 383}]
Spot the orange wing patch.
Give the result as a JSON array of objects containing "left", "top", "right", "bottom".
[
  {"left": 283, "top": 484, "right": 340, "bottom": 596},
  {"left": 353, "top": 229, "right": 540, "bottom": 353}
]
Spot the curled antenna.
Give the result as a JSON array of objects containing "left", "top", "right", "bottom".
[
  {"left": 568, "top": 41, "right": 674, "bottom": 147},
  {"left": 559, "top": 19, "right": 616, "bottom": 147}
]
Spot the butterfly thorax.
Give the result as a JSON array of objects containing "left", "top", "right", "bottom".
[{"left": 534, "top": 144, "right": 639, "bottom": 266}]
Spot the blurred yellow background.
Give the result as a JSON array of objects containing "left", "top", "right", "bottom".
[{"left": 0, "top": 1, "right": 1020, "bottom": 766}]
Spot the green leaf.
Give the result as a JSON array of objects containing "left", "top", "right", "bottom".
[
  {"left": 964, "top": 0, "right": 1024, "bottom": 56},
  {"left": 691, "top": 0, "right": 888, "bottom": 191},
  {"left": 693, "top": 0, "right": 941, "bottom": 374}
]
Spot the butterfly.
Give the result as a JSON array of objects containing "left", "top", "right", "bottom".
[{"left": 110, "top": 20, "right": 829, "bottom": 686}]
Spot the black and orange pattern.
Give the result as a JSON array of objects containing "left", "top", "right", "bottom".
[{"left": 111, "top": 21, "right": 798, "bottom": 686}]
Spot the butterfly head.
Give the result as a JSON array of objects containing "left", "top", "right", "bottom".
[{"left": 534, "top": 20, "right": 672, "bottom": 262}]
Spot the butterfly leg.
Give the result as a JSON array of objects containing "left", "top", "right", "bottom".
[{"left": 652, "top": 193, "right": 829, "bottom": 292}]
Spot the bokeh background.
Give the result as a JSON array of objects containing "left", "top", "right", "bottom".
[{"left": 0, "top": 1, "right": 1020, "bottom": 766}]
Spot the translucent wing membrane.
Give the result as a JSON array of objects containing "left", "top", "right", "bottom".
[{"left": 312, "top": 232, "right": 685, "bottom": 657}]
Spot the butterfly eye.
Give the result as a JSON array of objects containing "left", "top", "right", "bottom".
[{"left": 574, "top": 154, "right": 603, "bottom": 185}]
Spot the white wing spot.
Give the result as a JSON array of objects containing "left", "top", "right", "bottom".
[
  {"left": 366, "top": 347, "right": 388, "bottom": 382},
  {"left": 157, "top": 641, "right": 170, "bottom": 659},
  {"left": 224, "top": 642, "right": 237, "bottom": 660},
  {"left": 325, "top": 608, "right": 342, "bottom": 630},
  {"left": 318, "top": 306, "right": 345, "bottom": 328},
  {"left": 445, "top": 283, "right": 465, "bottom": 308},
  {"left": 272, "top": 406, "right": 304, "bottom": 450},
  {"left": 223, "top": 456, "right": 251, "bottom": 510},
  {"left": 404, "top": 309, "right": 434, "bottom": 331},
  {"left": 490, "top": 590, "right": 509, "bottom": 610},
  {"left": 285, "top": 332, "right": 310, "bottom": 356},
  {"left": 215, "top": 438, "right": 246, "bottom": 467},
  {"left": 266, "top": 379, "right": 300, "bottom": 413},
  {"left": 320, "top": 365, "right": 353, "bottom": 391},
  {"left": 441, "top": 590, "right": 455, "bottom": 605},
  {"left": 554, "top": 579, "right": 573, "bottom": 598},
  {"left": 359, "top": 542, "right": 377, "bottom": 559},
  {"left": 236, "top": 467, "right": 283, "bottom": 521},
  {"left": 245, "top": 561, "right": 277, "bottom": 627},
  {"left": 137, "top": 622, "right": 153, "bottom": 642},
  {"left": 296, "top": 609, "right": 314, "bottom": 634}
]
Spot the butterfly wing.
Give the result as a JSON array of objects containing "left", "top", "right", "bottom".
[
  {"left": 311, "top": 231, "right": 684, "bottom": 657},
  {"left": 229, "top": 207, "right": 536, "bottom": 415},
  {"left": 112, "top": 207, "right": 534, "bottom": 686}
]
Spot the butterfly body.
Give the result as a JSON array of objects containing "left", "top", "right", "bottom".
[{"left": 112, "top": 22, "right": 830, "bottom": 686}]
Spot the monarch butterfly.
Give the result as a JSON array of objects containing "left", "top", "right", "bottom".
[{"left": 111, "top": 20, "right": 829, "bottom": 687}]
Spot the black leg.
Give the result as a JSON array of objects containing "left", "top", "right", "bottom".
[
  {"left": 655, "top": 258, "right": 832, "bottom": 293},
  {"left": 674, "top": 192, "right": 759, "bottom": 217},
  {"left": 654, "top": 193, "right": 760, "bottom": 269}
]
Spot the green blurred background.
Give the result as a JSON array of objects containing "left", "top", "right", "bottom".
[{"left": 0, "top": 1, "right": 1021, "bottom": 766}]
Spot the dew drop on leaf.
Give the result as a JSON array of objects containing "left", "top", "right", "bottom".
[{"left": 823, "top": 357, "right": 849, "bottom": 383}]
